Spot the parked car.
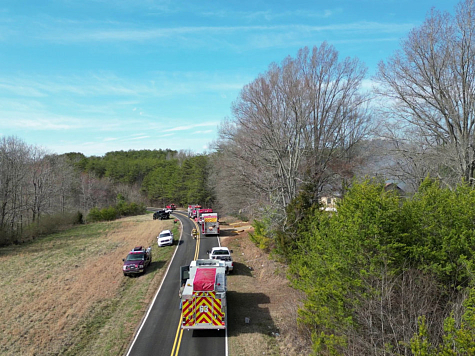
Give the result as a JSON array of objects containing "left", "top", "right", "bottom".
[
  {"left": 157, "top": 229, "right": 174, "bottom": 247},
  {"left": 122, "top": 246, "right": 152, "bottom": 276},
  {"left": 153, "top": 210, "right": 170, "bottom": 220}
]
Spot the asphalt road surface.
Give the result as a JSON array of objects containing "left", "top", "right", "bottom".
[{"left": 125, "top": 210, "right": 227, "bottom": 356}]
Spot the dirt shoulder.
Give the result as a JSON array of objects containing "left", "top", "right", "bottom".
[{"left": 219, "top": 219, "right": 312, "bottom": 356}]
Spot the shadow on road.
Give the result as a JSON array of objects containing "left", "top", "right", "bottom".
[{"left": 191, "top": 329, "right": 226, "bottom": 338}]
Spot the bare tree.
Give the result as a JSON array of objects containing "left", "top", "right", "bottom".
[
  {"left": 214, "top": 43, "right": 372, "bottom": 224},
  {"left": 375, "top": 0, "right": 475, "bottom": 188},
  {"left": 0, "top": 136, "right": 31, "bottom": 243},
  {"left": 79, "top": 172, "right": 114, "bottom": 219},
  {"left": 28, "top": 147, "right": 57, "bottom": 224},
  {"left": 52, "top": 156, "right": 78, "bottom": 214}
]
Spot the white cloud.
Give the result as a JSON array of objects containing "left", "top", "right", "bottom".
[
  {"left": 200, "top": 8, "right": 342, "bottom": 21},
  {"left": 127, "top": 135, "right": 150, "bottom": 140},
  {"left": 0, "top": 71, "right": 245, "bottom": 101},
  {"left": 163, "top": 121, "right": 218, "bottom": 133},
  {"left": 0, "top": 115, "right": 84, "bottom": 130},
  {"left": 16, "top": 16, "right": 413, "bottom": 48}
]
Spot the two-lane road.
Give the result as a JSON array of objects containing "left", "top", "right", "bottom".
[{"left": 126, "top": 211, "right": 226, "bottom": 356}]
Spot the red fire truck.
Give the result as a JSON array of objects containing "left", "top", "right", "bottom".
[{"left": 179, "top": 259, "right": 227, "bottom": 330}]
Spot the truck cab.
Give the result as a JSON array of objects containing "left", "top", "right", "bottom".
[
  {"left": 207, "top": 247, "right": 233, "bottom": 273},
  {"left": 122, "top": 246, "right": 152, "bottom": 276}
]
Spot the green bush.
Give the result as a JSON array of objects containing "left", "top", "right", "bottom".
[
  {"left": 87, "top": 200, "right": 146, "bottom": 223},
  {"left": 100, "top": 206, "right": 119, "bottom": 221},
  {"left": 87, "top": 207, "right": 102, "bottom": 222},
  {"left": 411, "top": 287, "right": 475, "bottom": 355},
  {"left": 286, "top": 178, "right": 475, "bottom": 354},
  {"left": 249, "top": 219, "right": 271, "bottom": 251}
]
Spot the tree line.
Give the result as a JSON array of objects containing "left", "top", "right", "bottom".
[{"left": 0, "top": 141, "right": 214, "bottom": 246}]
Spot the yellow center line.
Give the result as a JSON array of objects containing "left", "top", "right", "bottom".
[
  {"left": 171, "top": 218, "right": 200, "bottom": 356},
  {"left": 193, "top": 222, "right": 200, "bottom": 260},
  {"left": 170, "top": 317, "right": 183, "bottom": 356}
]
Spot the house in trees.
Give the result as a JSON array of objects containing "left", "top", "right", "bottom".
[
  {"left": 384, "top": 182, "right": 405, "bottom": 196},
  {"left": 320, "top": 194, "right": 340, "bottom": 212}
]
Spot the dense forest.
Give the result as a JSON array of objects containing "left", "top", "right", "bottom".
[{"left": 3, "top": 0, "right": 475, "bottom": 354}]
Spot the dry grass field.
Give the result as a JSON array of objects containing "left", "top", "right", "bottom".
[
  {"left": 0, "top": 213, "right": 311, "bottom": 356},
  {"left": 0, "top": 214, "right": 177, "bottom": 356}
]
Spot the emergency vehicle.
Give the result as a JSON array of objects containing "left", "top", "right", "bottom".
[
  {"left": 201, "top": 212, "right": 219, "bottom": 235},
  {"left": 179, "top": 259, "right": 227, "bottom": 330},
  {"left": 187, "top": 204, "right": 201, "bottom": 218},
  {"left": 191, "top": 205, "right": 202, "bottom": 219},
  {"left": 196, "top": 208, "right": 213, "bottom": 224}
]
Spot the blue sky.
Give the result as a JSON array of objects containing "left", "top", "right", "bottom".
[{"left": 0, "top": 0, "right": 458, "bottom": 156}]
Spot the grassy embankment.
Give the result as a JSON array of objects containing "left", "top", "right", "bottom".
[{"left": 0, "top": 213, "right": 179, "bottom": 356}]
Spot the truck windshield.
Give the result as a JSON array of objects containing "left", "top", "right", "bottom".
[
  {"left": 214, "top": 251, "right": 229, "bottom": 255},
  {"left": 126, "top": 253, "right": 144, "bottom": 261}
]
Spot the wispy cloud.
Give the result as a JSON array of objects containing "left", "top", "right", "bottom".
[
  {"left": 0, "top": 116, "right": 83, "bottom": 130},
  {"left": 37, "top": 22, "right": 413, "bottom": 43},
  {"left": 127, "top": 135, "right": 150, "bottom": 140},
  {"left": 0, "top": 71, "right": 246, "bottom": 100},
  {"left": 201, "top": 8, "right": 342, "bottom": 21},
  {"left": 163, "top": 122, "right": 218, "bottom": 133},
  {"left": 0, "top": 9, "right": 413, "bottom": 46}
]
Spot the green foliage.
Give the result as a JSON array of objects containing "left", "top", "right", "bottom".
[
  {"left": 312, "top": 332, "right": 347, "bottom": 356},
  {"left": 410, "top": 287, "right": 475, "bottom": 355},
  {"left": 285, "top": 178, "right": 475, "bottom": 354},
  {"left": 100, "top": 207, "right": 119, "bottom": 221},
  {"left": 87, "top": 207, "right": 102, "bottom": 222},
  {"left": 401, "top": 179, "right": 475, "bottom": 287},
  {"left": 142, "top": 159, "right": 181, "bottom": 203},
  {"left": 278, "top": 185, "right": 318, "bottom": 256},
  {"left": 72, "top": 149, "right": 216, "bottom": 209},
  {"left": 87, "top": 196, "right": 146, "bottom": 223},
  {"left": 410, "top": 316, "right": 432, "bottom": 356},
  {"left": 249, "top": 219, "right": 271, "bottom": 251}
]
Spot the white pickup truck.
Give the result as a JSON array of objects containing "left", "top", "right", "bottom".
[{"left": 207, "top": 247, "right": 233, "bottom": 273}]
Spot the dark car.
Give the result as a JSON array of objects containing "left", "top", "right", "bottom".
[
  {"left": 153, "top": 210, "right": 170, "bottom": 220},
  {"left": 122, "top": 246, "right": 152, "bottom": 276}
]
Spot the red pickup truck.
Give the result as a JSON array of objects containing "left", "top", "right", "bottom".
[{"left": 122, "top": 246, "right": 152, "bottom": 276}]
